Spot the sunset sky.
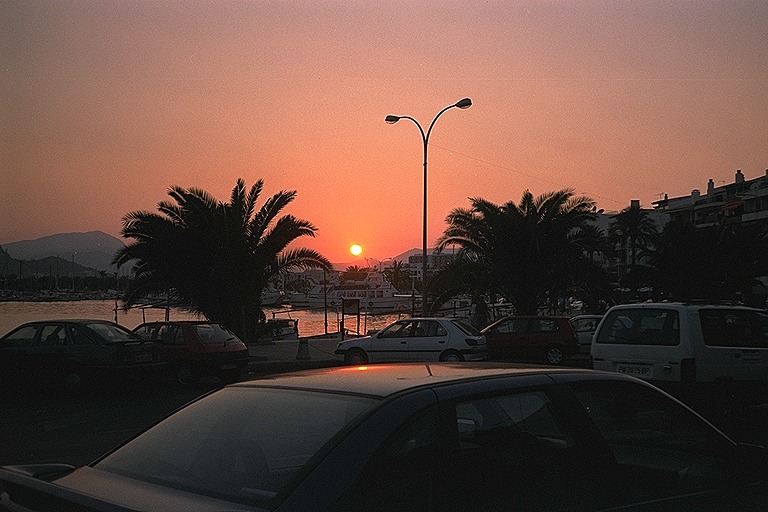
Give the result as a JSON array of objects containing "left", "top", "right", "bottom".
[{"left": 2, "top": 0, "right": 767, "bottom": 263}]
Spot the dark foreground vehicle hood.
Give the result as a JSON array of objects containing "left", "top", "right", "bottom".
[{"left": 0, "top": 464, "right": 267, "bottom": 512}]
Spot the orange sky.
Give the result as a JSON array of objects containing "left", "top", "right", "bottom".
[{"left": 2, "top": 0, "right": 767, "bottom": 263}]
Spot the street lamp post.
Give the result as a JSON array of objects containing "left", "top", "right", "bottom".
[{"left": 386, "top": 98, "right": 472, "bottom": 316}]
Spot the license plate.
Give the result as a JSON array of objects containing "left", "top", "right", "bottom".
[
  {"left": 616, "top": 364, "right": 653, "bottom": 378},
  {"left": 135, "top": 354, "right": 153, "bottom": 363}
]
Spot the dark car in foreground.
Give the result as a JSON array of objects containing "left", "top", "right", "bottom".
[
  {"left": 482, "top": 315, "right": 580, "bottom": 364},
  {"left": 133, "top": 321, "right": 249, "bottom": 385},
  {"left": 2, "top": 364, "right": 767, "bottom": 511},
  {"left": 0, "top": 319, "right": 165, "bottom": 393}
]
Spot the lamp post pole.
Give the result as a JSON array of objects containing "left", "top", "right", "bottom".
[{"left": 386, "top": 98, "right": 472, "bottom": 316}]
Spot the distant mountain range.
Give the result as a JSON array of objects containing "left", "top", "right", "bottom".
[
  {"left": 0, "top": 231, "right": 422, "bottom": 275},
  {"left": 1, "top": 231, "right": 125, "bottom": 273}
]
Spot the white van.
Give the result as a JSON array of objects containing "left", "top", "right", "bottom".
[{"left": 591, "top": 303, "right": 768, "bottom": 385}]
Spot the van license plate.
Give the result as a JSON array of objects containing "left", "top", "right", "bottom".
[{"left": 616, "top": 364, "right": 653, "bottom": 378}]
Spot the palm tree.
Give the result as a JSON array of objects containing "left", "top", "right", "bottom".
[
  {"left": 608, "top": 203, "right": 658, "bottom": 272},
  {"left": 113, "top": 178, "right": 331, "bottom": 342},
  {"left": 382, "top": 260, "right": 412, "bottom": 292},
  {"left": 434, "top": 189, "right": 603, "bottom": 314}
]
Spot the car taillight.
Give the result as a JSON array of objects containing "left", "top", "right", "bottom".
[{"left": 465, "top": 338, "right": 478, "bottom": 346}]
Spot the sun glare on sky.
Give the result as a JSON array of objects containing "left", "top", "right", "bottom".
[{"left": 350, "top": 244, "right": 363, "bottom": 257}]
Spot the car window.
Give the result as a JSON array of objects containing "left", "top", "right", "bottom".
[
  {"left": 410, "top": 320, "right": 444, "bottom": 337},
  {"left": 133, "top": 324, "right": 157, "bottom": 338},
  {"left": 157, "top": 325, "right": 182, "bottom": 345},
  {"left": 489, "top": 318, "right": 527, "bottom": 334},
  {"left": 450, "top": 390, "right": 583, "bottom": 511},
  {"left": 451, "top": 319, "right": 481, "bottom": 336},
  {"left": 531, "top": 319, "right": 560, "bottom": 333},
  {"left": 193, "top": 323, "right": 238, "bottom": 344},
  {"left": 86, "top": 322, "right": 143, "bottom": 343},
  {"left": 348, "top": 406, "right": 442, "bottom": 512},
  {"left": 595, "top": 308, "right": 680, "bottom": 346},
  {"left": 38, "top": 324, "right": 66, "bottom": 346},
  {"left": 69, "top": 325, "right": 96, "bottom": 345},
  {"left": 572, "top": 318, "right": 597, "bottom": 332},
  {"left": 1, "top": 325, "right": 38, "bottom": 348},
  {"left": 379, "top": 321, "right": 413, "bottom": 338},
  {"left": 571, "top": 380, "right": 743, "bottom": 504},
  {"left": 700, "top": 309, "right": 768, "bottom": 348},
  {"left": 97, "top": 387, "right": 377, "bottom": 507}
]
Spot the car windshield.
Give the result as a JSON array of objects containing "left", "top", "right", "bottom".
[
  {"left": 95, "top": 386, "right": 377, "bottom": 506},
  {"left": 193, "top": 323, "right": 240, "bottom": 344},
  {"left": 85, "top": 322, "right": 144, "bottom": 343},
  {"left": 452, "top": 319, "right": 481, "bottom": 336}
]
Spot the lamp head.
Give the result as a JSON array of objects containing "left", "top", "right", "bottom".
[
  {"left": 455, "top": 97, "right": 472, "bottom": 109},
  {"left": 385, "top": 115, "right": 400, "bottom": 124}
]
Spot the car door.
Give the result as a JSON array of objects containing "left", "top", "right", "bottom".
[
  {"left": 486, "top": 317, "right": 529, "bottom": 359},
  {"left": 156, "top": 324, "right": 190, "bottom": 363},
  {"left": 525, "top": 318, "right": 563, "bottom": 356},
  {"left": 33, "top": 323, "right": 71, "bottom": 379},
  {"left": 0, "top": 324, "right": 38, "bottom": 383},
  {"left": 406, "top": 320, "right": 448, "bottom": 361},
  {"left": 369, "top": 320, "right": 415, "bottom": 362}
]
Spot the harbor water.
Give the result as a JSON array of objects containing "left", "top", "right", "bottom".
[{"left": 0, "top": 300, "right": 405, "bottom": 339}]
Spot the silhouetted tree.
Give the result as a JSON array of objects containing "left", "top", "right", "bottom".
[
  {"left": 608, "top": 203, "right": 659, "bottom": 290},
  {"left": 114, "top": 178, "right": 331, "bottom": 342},
  {"left": 382, "top": 259, "right": 412, "bottom": 292},
  {"left": 433, "top": 189, "right": 606, "bottom": 314}
]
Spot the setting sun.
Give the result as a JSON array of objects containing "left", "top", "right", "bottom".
[{"left": 350, "top": 244, "right": 362, "bottom": 256}]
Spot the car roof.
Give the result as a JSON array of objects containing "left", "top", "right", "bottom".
[
  {"left": 14, "top": 319, "right": 118, "bottom": 326},
  {"left": 495, "top": 315, "right": 570, "bottom": 320},
  {"left": 136, "top": 321, "right": 215, "bottom": 326},
  {"left": 607, "top": 302, "right": 764, "bottom": 312},
  {"left": 233, "top": 363, "right": 607, "bottom": 398}
]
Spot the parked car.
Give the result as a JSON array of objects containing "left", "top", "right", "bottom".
[
  {"left": 591, "top": 303, "right": 768, "bottom": 390},
  {"left": 133, "top": 321, "right": 249, "bottom": 385},
  {"left": 2, "top": 364, "right": 768, "bottom": 511},
  {"left": 0, "top": 319, "right": 165, "bottom": 393},
  {"left": 481, "top": 315, "right": 579, "bottom": 364},
  {"left": 335, "top": 317, "right": 486, "bottom": 364},
  {"left": 569, "top": 314, "right": 603, "bottom": 354}
]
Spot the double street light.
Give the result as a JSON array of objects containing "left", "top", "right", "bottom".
[{"left": 385, "top": 97, "right": 472, "bottom": 316}]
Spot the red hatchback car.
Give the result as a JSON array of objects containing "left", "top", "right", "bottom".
[
  {"left": 133, "top": 321, "right": 249, "bottom": 385},
  {"left": 481, "top": 315, "right": 579, "bottom": 365}
]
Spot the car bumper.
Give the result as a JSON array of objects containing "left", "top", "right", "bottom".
[{"left": 460, "top": 347, "right": 488, "bottom": 361}]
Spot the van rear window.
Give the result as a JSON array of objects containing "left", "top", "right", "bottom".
[
  {"left": 700, "top": 309, "right": 768, "bottom": 348},
  {"left": 595, "top": 309, "right": 680, "bottom": 346}
]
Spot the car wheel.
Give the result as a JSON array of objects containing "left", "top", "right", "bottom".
[
  {"left": 176, "top": 366, "right": 196, "bottom": 386},
  {"left": 545, "top": 346, "right": 565, "bottom": 365},
  {"left": 345, "top": 349, "right": 368, "bottom": 365},
  {"left": 63, "top": 369, "right": 83, "bottom": 394},
  {"left": 439, "top": 351, "right": 463, "bottom": 362}
]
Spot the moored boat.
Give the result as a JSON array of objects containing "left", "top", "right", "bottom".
[{"left": 289, "top": 270, "right": 419, "bottom": 311}]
